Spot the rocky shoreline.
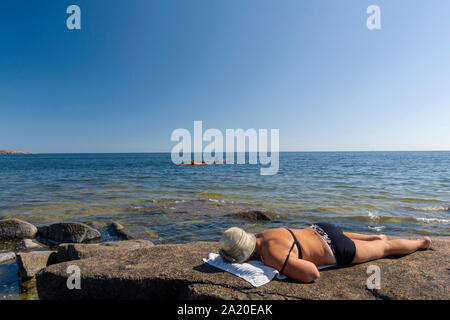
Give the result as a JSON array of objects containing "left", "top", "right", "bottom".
[{"left": 0, "top": 217, "right": 449, "bottom": 300}]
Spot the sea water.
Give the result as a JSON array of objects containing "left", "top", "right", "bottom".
[{"left": 0, "top": 151, "right": 449, "bottom": 299}]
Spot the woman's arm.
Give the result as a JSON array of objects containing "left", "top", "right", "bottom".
[
  {"left": 262, "top": 249, "right": 320, "bottom": 283},
  {"left": 281, "top": 258, "right": 320, "bottom": 283}
]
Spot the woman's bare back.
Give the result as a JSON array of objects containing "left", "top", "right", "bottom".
[{"left": 256, "top": 227, "right": 336, "bottom": 269}]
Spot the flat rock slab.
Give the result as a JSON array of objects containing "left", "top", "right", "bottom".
[
  {"left": 36, "top": 237, "right": 449, "bottom": 300},
  {"left": 57, "top": 240, "right": 154, "bottom": 262},
  {"left": 0, "top": 251, "right": 16, "bottom": 264},
  {"left": 38, "top": 222, "right": 101, "bottom": 244},
  {"left": 0, "top": 218, "right": 38, "bottom": 241},
  {"left": 16, "top": 251, "right": 57, "bottom": 279}
]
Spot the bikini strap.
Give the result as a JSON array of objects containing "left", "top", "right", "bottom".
[
  {"left": 279, "top": 228, "right": 302, "bottom": 275},
  {"left": 279, "top": 242, "right": 295, "bottom": 275},
  {"left": 286, "top": 228, "right": 302, "bottom": 259}
]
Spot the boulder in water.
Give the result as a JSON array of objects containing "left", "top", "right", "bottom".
[
  {"left": 20, "top": 239, "right": 43, "bottom": 250},
  {"left": 108, "top": 222, "right": 134, "bottom": 240},
  {"left": 0, "top": 218, "right": 38, "bottom": 241},
  {"left": 38, "top": 222, "right": 101, "bottom": 244},
  {"left": 226, "top": 210, "right": 282, "bottom": 222}
]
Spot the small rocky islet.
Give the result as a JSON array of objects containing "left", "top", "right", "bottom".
[
  {"left": 0, "top": 149, "right": 32, "bottom": 155},
  {"left": 0, "top": 217, "right": 449, "bottom": 300}
]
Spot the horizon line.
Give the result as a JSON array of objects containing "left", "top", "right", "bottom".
[{"left": 15, "top": 149, "right": 450, "bottom": 154}]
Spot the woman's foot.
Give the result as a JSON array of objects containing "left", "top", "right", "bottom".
[{"left": 421, "top": 236, "right": 432, "bottom": 249}]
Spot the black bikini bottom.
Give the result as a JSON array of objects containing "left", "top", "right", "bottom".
[{"left": 311, "top": 222, "right": 356, "bottom": 266}]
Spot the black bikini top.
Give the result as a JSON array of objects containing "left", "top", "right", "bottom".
[{"left": 279, "top": 228, "right": 302, "bottom": 275}]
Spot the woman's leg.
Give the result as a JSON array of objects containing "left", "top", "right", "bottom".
[
  {"left": 343, "top": 232, "right": 387, "bottom": 241},
  {"left": 352, "top": 237, "right": 431, "bottom": 264}
]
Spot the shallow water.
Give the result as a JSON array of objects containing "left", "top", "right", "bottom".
[{"left": 0, "top": 151, "right": 449, "bottom": 299}]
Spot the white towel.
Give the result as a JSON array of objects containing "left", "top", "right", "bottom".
[{"left": 203, "top": 252, "right": 336, "bottom": 287}]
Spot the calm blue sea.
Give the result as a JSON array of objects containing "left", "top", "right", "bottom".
[{"left": 1, "top": 152, "right": 449, "bottom": 242}]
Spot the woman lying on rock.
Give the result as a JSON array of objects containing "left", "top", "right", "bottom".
[{"left": 219, "top": 223, "right": 431, "bottom": 283}]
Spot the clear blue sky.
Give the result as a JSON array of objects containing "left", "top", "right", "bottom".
[{"left": 1, "top": 0, "right": 449, "bottom": 153}]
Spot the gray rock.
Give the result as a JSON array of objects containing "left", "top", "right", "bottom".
[
  {"left": 36, "top": 237, "right": 449, "bottom": 300},
  {"left": 20, "top": 239, "right": 42, "bottom": 250},
  {"left": 57, "top": 240, "right": 154, "bottom": 262},
  {"left": 109, "top": 222, "right": 134, "bottom": 240},
  {"left": 38, "top": 222, "right": 101, "bottom": 244},
  {"left": 0, "top": 218, "right": 38, "bottom": 241},
  {"left": 16, "top": 251, "right": 57, "bottom": 279},
  {"left": 0, "top": 250, "right": 16, "bottom": 263},
  {"left": 226, "top": 210, "right": 282, "bottom": 222}
]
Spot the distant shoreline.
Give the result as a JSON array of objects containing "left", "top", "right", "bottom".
[{"left": 0, "top": 149, "right": 32, "bottom": 155}]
